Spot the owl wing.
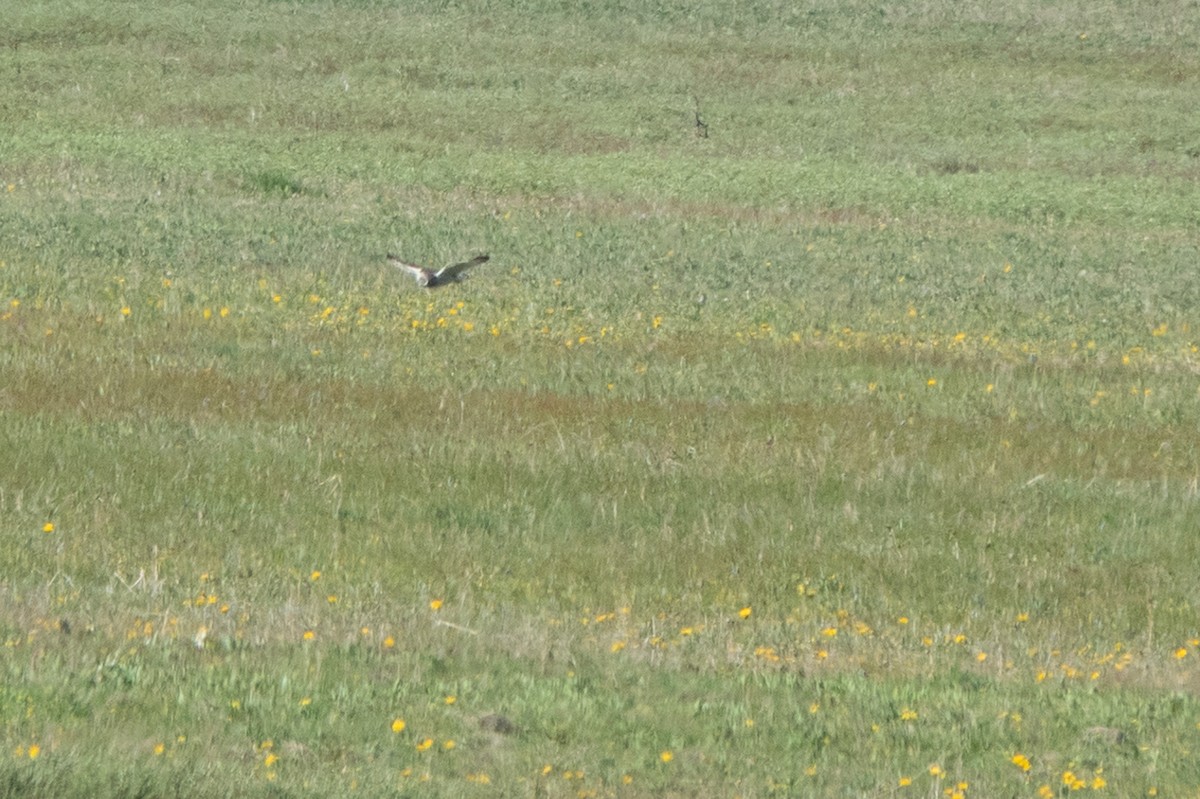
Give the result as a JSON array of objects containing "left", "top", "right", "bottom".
[
  {"left": 435, "top": 254, "right": 490, "bottom": 282},
  {"left": 387, "top": 254, "right": 434, "bottom": 284}
]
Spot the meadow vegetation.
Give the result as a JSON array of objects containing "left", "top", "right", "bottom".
[{"left": 3, "top": 0, "right": 1200, "bottom": 795}]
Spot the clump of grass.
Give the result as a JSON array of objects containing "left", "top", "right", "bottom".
[{"left": 244, "top": 170, "right": 306, "bottom": 197}]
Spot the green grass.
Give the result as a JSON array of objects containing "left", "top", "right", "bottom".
[{"left": 4, "top": 0, "right": 1200, "bottom": 795}]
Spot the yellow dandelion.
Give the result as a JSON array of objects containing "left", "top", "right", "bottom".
[
  {"left": 153, "top": 742, "right": 165, "bottom": 756},
  {"left": 299, "top": 696, "right": 312, "bottom": 707},
  {"left": 611, "top": 641, "right": 627, "bottom": 653},
  {"left": 442, "top": 740, "right": 455, "bottom": 751},
  {"left": 1176, "top": 647, "right": 1188, "bottom": 659},
  {"left": 659, "top": 751, "right": 673, "bottom": 763},
  {"left": 1012, "top": 753, "right": 1031, "bottom": 772},
  {"left": 391, "top": 718, "right": 406, "bottom": 733},
  {"left": 898, "top": 776, "right": 912, "bottom": 787},
  {"left": 929, "top": 764, "right": 943, "bottom": 777},
  {"left": 302, "top": 630, "right": 315, "bottom": 641},
  {"left": 42, "top": 522, "right": 54, "bottom": 533},
  {"left": 738, "top": 606, "right": 752, "bottom": 620},
  {"left": 263, "top": 752, "right": 278, "bottom": 768},
  {"left": 1062, "top": 770, "right": 1084, "bottom": 789},
  {"left": 27, "top": 744, "right": 40, "bottom": 760},
  {"left": 416, "top": 738, "right": 434, "bottom": 752},
  {"left": 310, "top": 570, "right": 321, "bottom": 581},
  {"left": 120, "top": 306, "right": 132, "bottom": 317}
]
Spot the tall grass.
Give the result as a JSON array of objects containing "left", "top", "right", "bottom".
[{"left": 3, "top": 0, "right": 1200, "bottom": 795}]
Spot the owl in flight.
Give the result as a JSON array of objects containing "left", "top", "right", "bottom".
[{"left": 388, "top": 253, "right": 489, "bottom": 287}]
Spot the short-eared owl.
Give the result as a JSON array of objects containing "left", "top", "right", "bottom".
[{"left": 388, "top": 254, "right": 489, "bottom": 287}]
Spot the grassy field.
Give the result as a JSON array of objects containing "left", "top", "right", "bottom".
[{"left": 4, "top": 0, "right": 1200, "bottom": 796}]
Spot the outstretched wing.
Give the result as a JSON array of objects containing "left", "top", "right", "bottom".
[
  {"left": 387, "top": 254, "right": 434, "bottom": 285},
  {"left": 435, "top": 254, "right": 490, "bottom": 282}
]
